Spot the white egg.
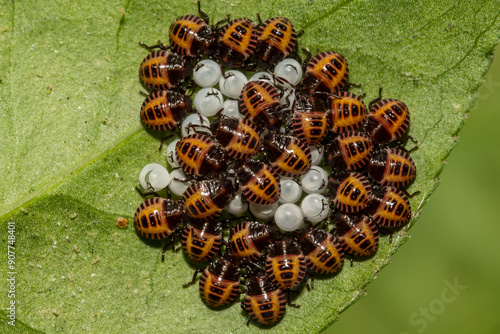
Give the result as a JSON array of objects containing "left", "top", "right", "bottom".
[
  {"left": 249, "top": 72, "right": 273, "bottom": 84},
  {"left": 181, "top": 113, "right": 211, "bottom": 137},
  {"left": 274, "top": 58, "right": 302, "bottom": 88},
  {"left": 221, "top": 99, "right": 243, "bottom": 118},
  {"left": 301, "top": 194, "right": 330, "bottom": 224},
  {"left": 194, "top": 88, "right": 224, "bottom": 117},
  {"left": 139, "top": 163, "right": 170, "bottom": 192},
  {"left": 219, "top": 70, "right": 248, "bottom": 99},
  {"left": 279, "top": 178, "right": 303, "bottom": 203},
  {"left": 274, "top": 203, "right": 304, "bottom": 231},
  {"left": 193, "top": 59, "right": 222, "bottom": 87},
  {"left": 300, "top": 166, "right": 329, "bottom": 194},
  {"left": 168, "top": 169, "right": 193, "bottom": 197},
  {"left": 310, "top": 145, "right": 324, "bottom": 166},
  {"left": 165, "top": 139, "right": 180, "bottom": 168},
  {"left": 249, "top": 202, "right": 279, "bottom": 220},
  {"left": 225, "top": 191, "right": 248, "bottom": 216}
]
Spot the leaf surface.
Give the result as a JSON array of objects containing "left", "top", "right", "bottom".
[{"left": 1, "top": 0, "right": 499, "bottom": 333}]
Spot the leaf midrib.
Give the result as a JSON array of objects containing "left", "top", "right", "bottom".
[{"left": 0, "top": 127, "right": 143, "bottom": 219}]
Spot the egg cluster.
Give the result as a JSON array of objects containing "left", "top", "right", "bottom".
[{"left": 132, "top": 1, "right": 416, "bottom": 327}]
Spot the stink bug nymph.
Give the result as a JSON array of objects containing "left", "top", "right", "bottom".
[
  {"left": 175, "top": 133, "right": 227, "bottom": 178},
  {"left": 242, "top": 270, "right": 287, "bottom": 326},
  {"left": 169, "top": 2, "right": 217, "bottom": 57},
  {"left": 328, "top": 171, "right": 372, "bottom": 213},
  {"left": 228, "top": 221, "right": 276, "bottom": 262},
  {"left": 218, "top": 17, "right": 258, "bottom": 68},
  {"left": 134, "top": 197, "right": 184, "bottom": 240},
  {"left": 182, "top": 178, "right": 234, "bottom": 222},
  {"left": 366, "top": 147, "right": 416, "bottom": 188},
  {"left": 290, "top": 110, "right": 329, "bottom": 146},
  {"left": 262, "top": 133, "right": 312, "bottom": 177},
  {"left": 333, "top": 213, "right": 379, "bottom": 257},
  {"left": 301, "top": 51, "right": 349, "bottom": 95},
  {"left": 139, "top": 50, "right": 193, "bottom": 91},
  {"left": 198, "top": 256, "right": 240, "bottom": 308},
  {"left": 254, "top": 16, "right": 298, "bottom": 69},
  {"left": 184, "top": 256, "right": 241, "bottom": 308},
  {"left": 365, "top": 186, "right": 412, "bottom": 228},
  {"left": 238, "top": 80, "right": 283, "bottom": 130},
  {"left": 236, "top": 159, "right": 281, "bottom": 205},
  {"left": 326, "top": 91, "right": 367, "bottom": 134},
  {"left": 324, "top": 131, "right": 373, "bottom": 171},
  {"left": 365, "top": 88, "right": 410, "bottom": 144},
  {"left": 265, "top": 239, "right": 307, "bottom": 291},
  {"left": 299, "top": 226, "right": 345, "bottom": 275},
  {"left": 181, "top": 220, "right": 224, "bottom": 262},
  {"left": 210, "top": 116, "right": 262, "bottom": 161},
  {"left": 140, "top": 90, "right": 192, "bottom": 132}
]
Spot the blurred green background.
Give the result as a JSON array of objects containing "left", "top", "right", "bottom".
[{"left": 325, "top": 46, "right": 500, "bottom": 334}]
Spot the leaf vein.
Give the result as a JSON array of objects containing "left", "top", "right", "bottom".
[
  {"left": 434, "top": 10, "right": 500, "bottom": 80},
  {"left": 0, "top": 127, "right": 144, "bottom": 220},
  {"left": 116, "top": 0, "right": 134, "bottom": 53},
  {"left": 301, "top": 0, "right": 356, "bottom": 32}
]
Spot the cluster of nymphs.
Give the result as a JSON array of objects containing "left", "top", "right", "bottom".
[{"left": 133, "top": 1, "right": 417, "bottom": 327}]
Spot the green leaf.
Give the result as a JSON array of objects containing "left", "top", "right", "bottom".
[{"left": 1, "top": 0, "right": 499, "bottom": 333}]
